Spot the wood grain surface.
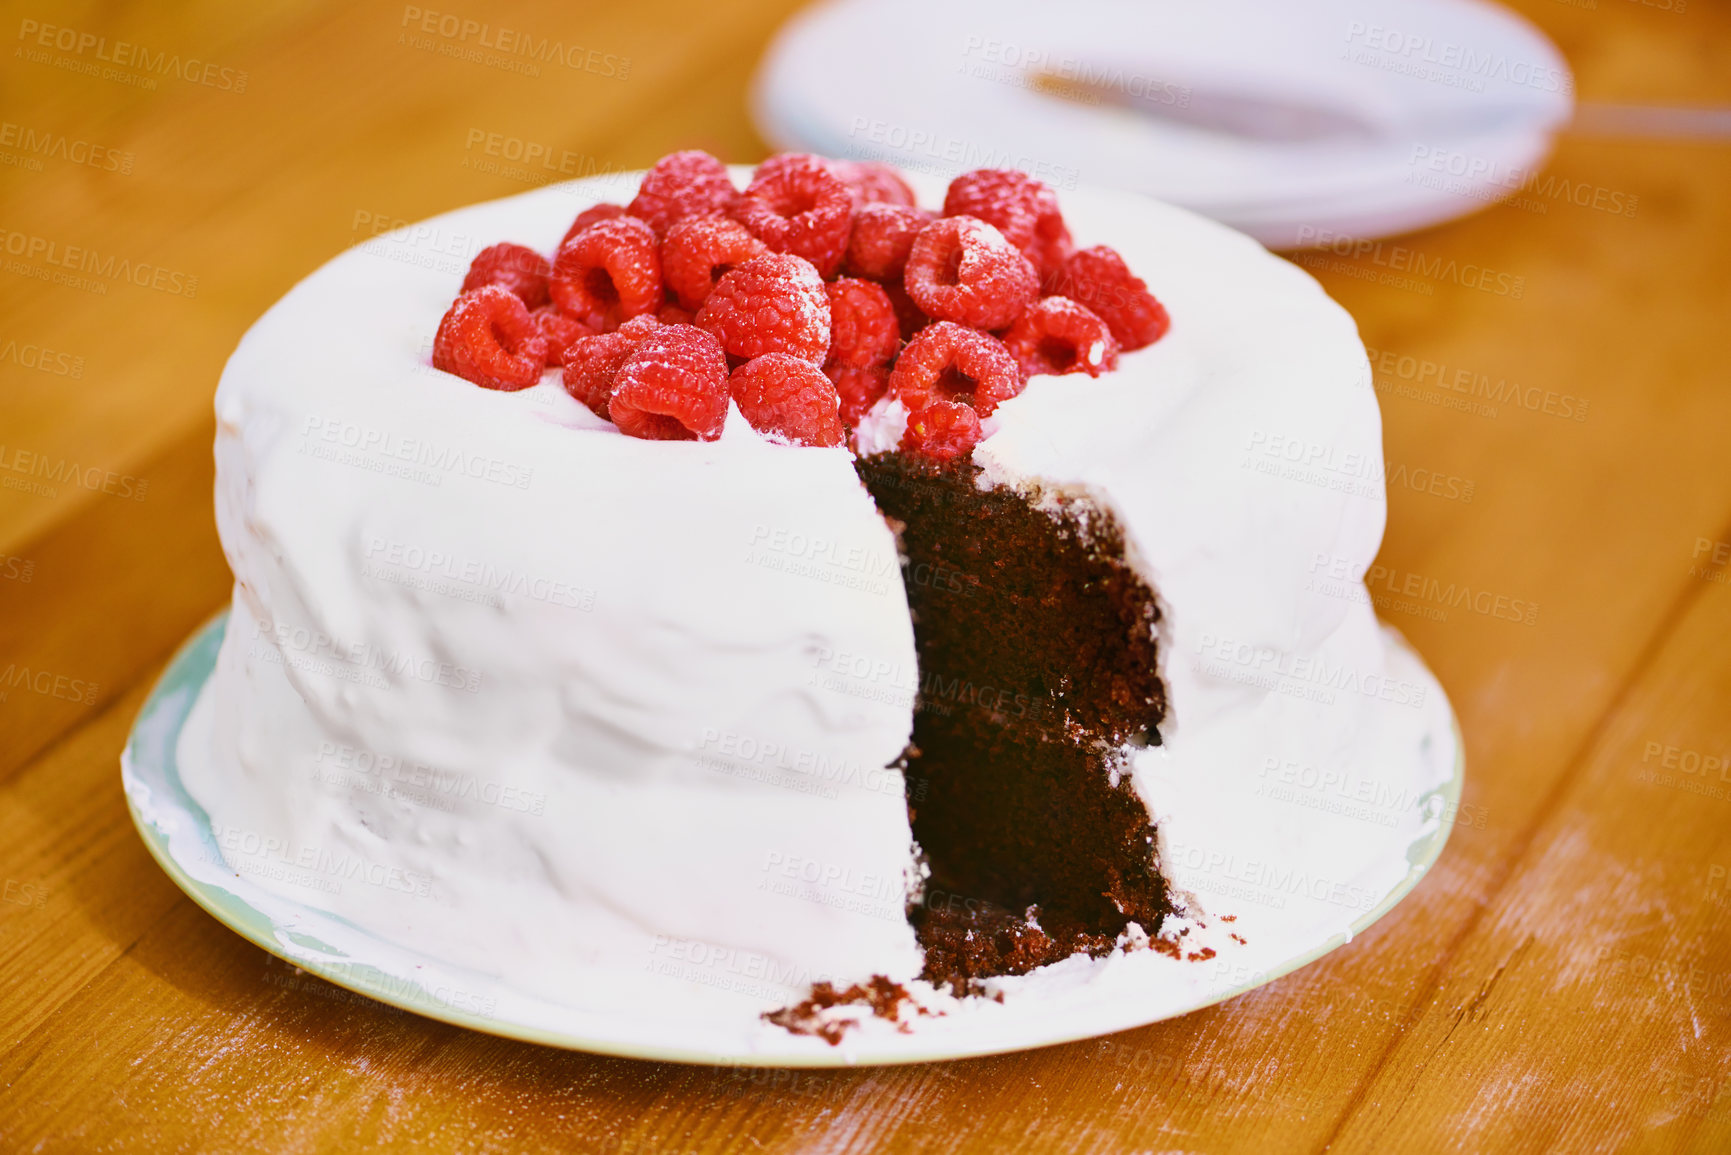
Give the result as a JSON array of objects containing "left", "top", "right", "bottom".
[{"left": 3, "top": 1, "right": 1729, "bottom": 1151}]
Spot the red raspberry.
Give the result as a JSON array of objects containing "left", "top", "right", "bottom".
[
  {"left": 901, "top": 400, "right": 982, "bottom": 462},
  {"left": 943, "top": 169, "right": 1073, "bottom": 277},
  {"left": 843, "top": 203, "right": 931, "bottom": 281},
  {"left": 1028, "top": 219, "right": 1076, "bottom": 281},
  {"left": 561, "top": 203, "right": 627, "bottom": 247},
  {"left": 549, "top": 215, "right": 663, "bottom": 332},
  {"left": 824, "top": 278, "right": 900, "bottom": 370},
  {"left": 888, "top": 321, "right": 1022, "bottom": 417},
  {"left": 826, "top": 363, "right": 891, "bottom": 428},
  {"left": 1045, "top": 246, "right": 1169, "bottom": 351},
  {"left": 883, "top": 280, "right": 931, "bottom": 341},
  {"left": 532, "top": 306, "right": 597, "bottom": 367},
  {"left": 1000, "top": 296, "right": 1119, "bottom": 379},
  {"left": 695, "top": 253, "right": 830, "bottom": 365},
  {"left": 461, "top": 243, "right": 551, "bottom": 309},
  {"left": 731, "top": 354, "right": 845, "bottom": 447},
  {"left": 627, "top": 150, "right": 736, "bottom": 238},
  {"left": 656, "top": 302, "right": 696, "bottom": 325},
  {"left": 433, "top": 285, "right": 549, "bottom": 391},
  {"left": 830, "top": 160, "right": 917, "bottom": 206},
  {"left": 561, "top": 315, "right": 659, "bottom": 417},
  {"left": 729, "top": 153, "right": 853, "bottom": 279},
  {"left": 903, "top": 216, "right": 1038, "bottom": 331},
  {"left": 609, "top": 324, "right": 730, "bottom": 441},
  {"left": 660, "top": 215, "right": 769, "bottom": 310}
]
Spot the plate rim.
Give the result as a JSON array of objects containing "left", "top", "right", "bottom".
[{"left": 123, "top": 608, "right": 1464, "bottom": 1068}]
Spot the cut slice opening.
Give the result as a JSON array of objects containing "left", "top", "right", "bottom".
[{"left": 854, "top": 453, "right": 1172, "bottom": 994}]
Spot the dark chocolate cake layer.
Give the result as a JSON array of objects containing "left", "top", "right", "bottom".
[{"left": 855, "top": 454, "right": 1171, "bottom": 993}]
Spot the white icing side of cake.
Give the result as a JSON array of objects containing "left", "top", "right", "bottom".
[
  {"left": 181, "top": 169, "right": 1457, "bottom": 1043},
  {"left": 185, "top": 180, "right": 929, "bottom": 1014}
]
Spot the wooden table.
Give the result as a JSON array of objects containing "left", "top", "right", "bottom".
[{"left": 3, "top": 1, "right": 1729, "bottom": 1149}]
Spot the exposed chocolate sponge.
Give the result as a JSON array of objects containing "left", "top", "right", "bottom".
[{"left": 855, "top": 454, "right": 1171, "bottom": 993}]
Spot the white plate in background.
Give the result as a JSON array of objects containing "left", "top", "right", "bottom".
[{"left": 753, "top": 0, "right": 1573, "bottom": 247}]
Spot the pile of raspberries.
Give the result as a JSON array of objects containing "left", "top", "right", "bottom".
[{"left": 432, "top": 150, "right": 1168, "bottom": 459}]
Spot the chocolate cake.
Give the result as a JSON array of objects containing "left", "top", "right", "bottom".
[
  {"left": 184, "top": 147, "right": 1460, "bottom": 1056},
  {"left": 856, "top": 454, "right": 1172, "bottom": 993}
]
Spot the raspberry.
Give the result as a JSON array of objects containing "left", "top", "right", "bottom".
[
  {"left": 461, "top": 243, "right": 551, "bottom": 309},
  {"left": 943, "top": 169, "right": 1072, "bottom": 277},
  {"left": 903, "top": 216, "right": 1038, "bottom": 331},
  {"left": 1028, "top": 218, "right": 1076, "bottom": 281},
  {"left": 695, "top": 253, "right": 830, "bottom": 365},
  {"left": 549, "top": 215, "right": 663, "bottom": 332},
  {"left": 883, "top": 280, "right": 931, "bottom": 341},
  {"left": 843, "top": 203, "right": 931, "bottom": 281},
  {"left": 1045, "top": 246, "right": 1169, "bottom": 351},
  {"left": 826, "top": 363, "right": 891, "bottom": 428},
  {"left": 561, "top": 315, "right": 659, "bottom": 417},
  {"left": 561, "top": 202, "right": 626, "bottom": 247},
  {"left": 729, "top": 153, "right": 853, "bottom": 279},
  {"left": 824, "top": 278, "right": 900, "bottom": 369},
  {"left": 532, "top": 306, "right": 597, "bottom": 367},
  {"left": 731, "top": 354, "right": 845, "bottom": 447},
  {"left": 830, "top": 160, "right": 917, "bottom": 206},
  {"left": 660, "top": 214, "right": 769, "bottom": 310},
  {"left": 1000, "top": 296, "right": 1119, "bottom": 379},
  {"left": 609, "top": 324, "right": 730, "bottom": 441},
  {"left": 943, "top": 170, "right": 1039, "bottom": 248},
  {"left": 656, "top": 302, "right": 696, "bottom": 325},
  {"left": 433, "top": 285, "right": 549, "bottom": 391},
  {"left": 888, "top": 321, "right": 1022, "bottom": 417},
  {"left": 627, "top": 150, "right": 736, "bottom": 238},
  {"left": 901, "top": 399, "right": 982, "bottom": 461}
]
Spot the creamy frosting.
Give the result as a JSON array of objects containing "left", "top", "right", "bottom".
[{"left": 180, "top": 168, "right": 1457, "bottom": 1051}]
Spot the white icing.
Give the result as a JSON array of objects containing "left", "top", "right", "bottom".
[{"left": 180, "top": 168, "right": 1456, "bottom": 1048}]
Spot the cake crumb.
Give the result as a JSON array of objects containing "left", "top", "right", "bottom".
[{"left": 763, "top": 975, "right": 927, "bottom": 1045}]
